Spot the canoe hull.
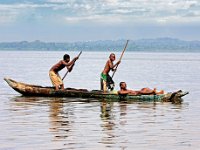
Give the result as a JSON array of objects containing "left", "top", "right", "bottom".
[{"left": 4, "top": 78, "right": 189, "bottom": 103}]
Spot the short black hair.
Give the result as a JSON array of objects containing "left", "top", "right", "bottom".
[
  {"left": 110, "top": 53, "right": 115, "bottom": 57},
  {"left": 63, "top": 54, "right": 70, "bottom": 60},
  {"left": 119, "top": 82, "right": 126, "bottom": 87}
]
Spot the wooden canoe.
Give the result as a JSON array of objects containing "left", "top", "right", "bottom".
[{"left": 4, "top": 78, "right": 189, "bottom": 104}]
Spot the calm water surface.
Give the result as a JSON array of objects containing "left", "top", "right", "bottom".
[{"left": 0, "top": 51, "right": 200, "bottom": 150}]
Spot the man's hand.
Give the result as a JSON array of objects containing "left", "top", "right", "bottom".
[
  {"left": 75, "top": 56, "right": 79, "bottom": 60},
  {"left": 112, "top": 68, "right": 117, "bottom": 72},
  {"left": 117, "top": 60, "right": 121, "bottom": 65}
]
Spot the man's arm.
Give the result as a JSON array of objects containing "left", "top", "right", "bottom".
[
  {"left": 109, "top": 61, "right": 120, "bottom": 71},
  {"left": 113, "top": 61, "right": 121, "bottom": 69},
  {"left": 62, "top": 57, "right": 78, "bottom": 67},
  {"left": 68, "top": 63, "right": 75, "bottom": 72}
]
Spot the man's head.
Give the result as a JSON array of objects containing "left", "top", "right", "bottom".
[
  {"left": 119, "top": 82, "right": 127, "bottom": 90},
  {"left": 109, "top": 53, "right": 116, "bottom": 61},
  {"left": 63, "top": 54, "right": 70, "bottom": 62}
]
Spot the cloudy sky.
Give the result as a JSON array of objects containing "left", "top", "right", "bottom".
[{"left": 0, "top": 0, "right": 200, "bottom": 42}]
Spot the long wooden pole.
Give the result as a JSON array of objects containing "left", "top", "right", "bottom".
[
  {"left": 111, "top": 40, "right": 129, "bottom": 78},
  {"left": 62, "top": 51, "right": 82, "bottom": 80}
]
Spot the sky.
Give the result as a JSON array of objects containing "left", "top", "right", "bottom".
[{"left": 0, "top": 0, "right": 200, "bottom": 42}]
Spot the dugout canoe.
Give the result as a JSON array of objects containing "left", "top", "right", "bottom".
[{"left": 4, "top": 78, "right": 189, "bottom": 104}]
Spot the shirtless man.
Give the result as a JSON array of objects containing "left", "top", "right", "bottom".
[
  {"left": 101, "top": 53, "right": 120, "bottom": 92},
  {"left": 118, "top": 82, "right": 164, "bottom": 95},
  {"left": 49, "top": 54, "right": 78, "bottom": 90}
]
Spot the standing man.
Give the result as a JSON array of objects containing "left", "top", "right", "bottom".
[
  {"left": 49, "top": 54, "right": 78, "bottom": 90},
  {"left": 101, "top": 53, "right": 120, "bottom": 92}
]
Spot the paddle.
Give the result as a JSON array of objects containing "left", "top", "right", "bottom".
[
  {"left": 111, "top": 40, "right": 129, "bottom": 78},
  {"left": 62, "top": 51, "right": 82, "bottom": 80}
]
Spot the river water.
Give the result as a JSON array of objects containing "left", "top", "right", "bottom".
[{"left": 0, "top": 51, "right": 200, "bottom": 150}]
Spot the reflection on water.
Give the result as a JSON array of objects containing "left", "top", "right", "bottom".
[
  {"left": 99, "top": 101, "right": 130, "bottom": 149},
  {"left": 100, "top": 101, "right": 114, "bottom": 120},
  {"left": 49, "top": 98, "right": 70, "bottom": 140},
  {"left": 100, "top": 101, "right": 115, "bottom": 146}
]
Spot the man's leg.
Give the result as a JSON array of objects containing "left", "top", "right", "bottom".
[
  {"left": 103, "top": 80, "right": 107, "bottom": 92},
  {"left": 101, "top": 73, "right": 107, "bottom": 92},
  {"left": 107, "top": 75, "right": 115, "bottom": 91},
  {"left": 139, "top": 88, "right": 164, "bottom": 95},
  {"left": 140, "top": 88, "right": 154, "bottom": 94},
  {"left": 55, "top": 85, "right": 60, "bottom": 91},
  {"left": 100, "top": 78, "right": 103, "bottom": 90},
  {"left": 60, "top": 84, "right": 64, "bottom": 90},
  {"left": 156, "top": 90, "right": 164, "bottom": 94}
]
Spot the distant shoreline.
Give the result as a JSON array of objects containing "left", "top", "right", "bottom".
[{"left": 0, "top": 38, "right": 200, "bottom": 52}]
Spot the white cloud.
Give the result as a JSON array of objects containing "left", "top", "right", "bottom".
[
  {"left": 0, "top": 4, "right": 23, "bottom": 23},
  {"left": 0, "top": 3, "right": 69, "bottom": 23},
  {"left": 64, "top": 14, "right": 124, "bottom": 24},
  {"left": 0, "top": 0, "right": 200, "bottom": 24},
  {"left": 0, "top": 0, "right": 200, "bottom": 41}
]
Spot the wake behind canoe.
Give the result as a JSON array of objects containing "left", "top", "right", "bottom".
[{"left": 4, "top": 78, "right": 189, "bottom": 104}]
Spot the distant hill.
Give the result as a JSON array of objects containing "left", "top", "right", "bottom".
[{"left": 0, "top": 38, "right": 200, "bottom": 52}]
